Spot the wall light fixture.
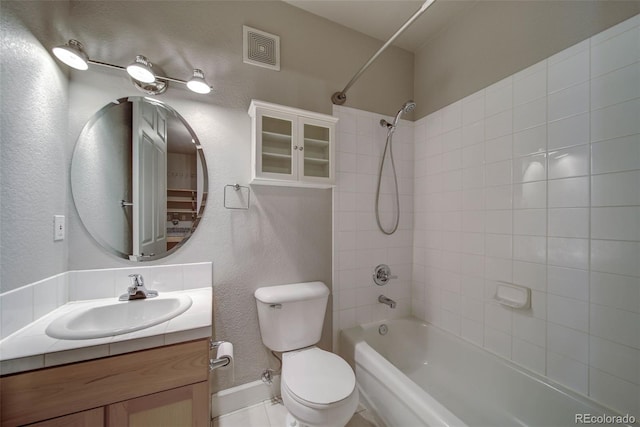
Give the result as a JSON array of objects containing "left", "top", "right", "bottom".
[{"left": 52, "top": 39, "right": 212, "bottom": 95}]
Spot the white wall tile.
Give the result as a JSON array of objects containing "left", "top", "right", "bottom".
[
  {"left": 591, "top": 134, "right": 640, "bottom": 175},
  {"left": 590, "top": 336, "right": 640, "bottom": 385},
  {"left": 485, "top": 135, "right": 513, "bottom": 163},
  {"left": 485, "top": 110, "right": 513, "bottom": 140},
  {"left": 591, "top": 171, "right": 640, "bottom": 207},
  {"left": 547, "top": 351, "right": 589, "bottom": 395},
  {"left": 514, "top": 62, "right": 547, "bottom": 105},
  {"left": 484, "top": 326, "right": 512, "bottom": 359},
  {"left": 441, "top": 101, "right": 462, "bottom": 132},
  {"left": 1, "top": 286, "right": 33, "bottom": 339},
  {"left": 462, "top": 91, "right": 485, "bottom": 126},
  {"left": 591, "top": 26, "right": 640, "bottom": 77},
  {"left": 513, "top": 125, "right": 546, "bottom": 157},
  {"left": 548, "top": 48, "right": 589, "bottom": 94},
  {"left": 406, "top": 17, "right": 639, "bottom": 410},
  {"left": 591, "top": 63, "right": 640, "bottom": 110},
  {"left": 548, "top": 237, "right": 589, "bottom": 270},
  {"left": 513, "top": 209, "right": 546, "bottom": 236},
  {"left": 590, "top": 271, "right": 640, "bottom": 313},
  {"left": 462, "top": 121, "right": 485, "bottom": 147},
  {"left": 513, "top": 153, "right": 547, "bottom": 183},
  {"left": 589, "top": 368, "right": 640, "bottom": 417},
  {"left": 548, "top": 82, "right": 589, "bottom": 122},
  {"left": 547, "top": 322, "right": 589, "bottom": 363},
  {"left": 512, "top": 338, "right": 546, "bottom": 375},
  {"left": 485, "top": 160, "right": 512, "bottom": 187},
  {"left": 69, "top": 269, "right": 116, "bottom": 301},
  {"left": 547, "top": 266, "right": 589, "bottom": 301},
  {"left": 512, "top": 313, "right": 546, "bottom": 347},
  {"left": 548, "top": 293, "right": 589, "bottom": 332},
  {"left": 485, "top": 185, "right": 512, "bottom": 210},
  {"left": 514, "top": 98, "right": 547, "bottom": 132},
  {"left": 591, "top": 207, "right": 640, "bottom": 241},
  {"left": 590, "top": 303, "right": 640, "bottom": 349},
  {"left": 513, "top": 260, "right": 547, "bottom": 292},
  {"left": 548, "top": 112, "right": 589, "bottom": 150},
  {"left": 591, "top": 239, "right": 640, "bottom": 277},
  {"left": 548, "top": 208, "right": 589, "bottom": 238},
  {"left": 548, "top": 145, "right": 589, "bottom": 180},
  {"left": 591, "top": 99, "right": 640, "bottom": 143},
  {"left": 514, "top": 181, "right": 546, "bottom": 209},
  {"left": 461, "top": 317, "right": 484, "bottom": 347},
  {"left": 514, "top": 235, "right": 547, "bottom": 264},
  {"left": 461, "top": 143, "right": 484, "bottom": 169},
  {"left": 485, "top": 210, "right": 512, "bottom": 235},
  {"left": 548, "top": 177, "right": 589, "bottom": 208},
  {"left": 485, "top": 78, "right": 513, "bottom": 117}
]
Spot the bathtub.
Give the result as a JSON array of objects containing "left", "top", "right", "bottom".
[{"left": 340, "top": 317, "right": 633, "bottom": 427}]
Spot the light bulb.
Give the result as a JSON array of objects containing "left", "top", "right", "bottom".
[
  {"left": 126, "top": 55, "right": 156, "bottom": 83},
  {"left": 52, "top": 39, "right": 89, "bottom": 70},
  {"left": 186, "top": 69, "right": 211, "bottom": 94}
]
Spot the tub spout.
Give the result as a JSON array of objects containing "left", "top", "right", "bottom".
[{"left": 378, "top": 295, "right": 396, "bottom": 309}]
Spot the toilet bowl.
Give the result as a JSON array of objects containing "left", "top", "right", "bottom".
[
  {"left": 254, "top": 282, "right": 359, "bottom": 427},
  {"left": 280, "top": 347, "right": 359, "bottom": 427}
]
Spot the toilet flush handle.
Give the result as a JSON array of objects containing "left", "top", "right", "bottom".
[{"left": 270, "top": 304, "right": 282, "bottom": 309}]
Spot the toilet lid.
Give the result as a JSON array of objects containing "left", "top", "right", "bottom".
[{"left": 283, "top": 348, "right": 356, "bottom": 405}]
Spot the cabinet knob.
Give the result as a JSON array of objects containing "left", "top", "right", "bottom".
[
  {"left": 299, "top": 146, "right": 304, "bottom": 151},
  {"left": 293, "top": 145, "right": 298, "bottom": 150}
]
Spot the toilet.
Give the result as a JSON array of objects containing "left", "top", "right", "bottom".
[{"left": 255, "top": 281, "right": 359, "bottom": 427}]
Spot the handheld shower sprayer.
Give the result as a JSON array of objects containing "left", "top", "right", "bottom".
[
  {"left": 380, "top": 100, "right": 416, "bottom": 131},
  {"left": 375, "top": 100, "right": 416, "bottom": 235}
]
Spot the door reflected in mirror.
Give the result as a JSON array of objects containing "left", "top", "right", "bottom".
[{"left": 71, "top": 97, "right": 208, "bottom": 261}]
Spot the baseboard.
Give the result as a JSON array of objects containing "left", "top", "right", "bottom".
[{"left": 211, "top": 376, "right": 281, "bottom": 419}]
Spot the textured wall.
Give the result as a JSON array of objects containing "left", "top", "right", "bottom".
[
  {"left": 0, "top": 0, "right": 412, "bottom": 390},
  {"left": 0, "top": 1, "right": 70, "bottom": 293},
  {"left": 414, "top": 1, "right": 640, "bottom": 118}
]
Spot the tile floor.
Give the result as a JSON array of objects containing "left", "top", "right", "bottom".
[{"left": 213, "top": 399, "right": 379, "bottom": 427}]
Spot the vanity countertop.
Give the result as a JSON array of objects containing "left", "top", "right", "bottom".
[{"left": 0, "top": 287, "right": 212, "bottom": 375}]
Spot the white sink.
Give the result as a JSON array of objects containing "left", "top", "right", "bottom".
[{"left": 45, "top": 295, "right": 193, "bottom": 340}]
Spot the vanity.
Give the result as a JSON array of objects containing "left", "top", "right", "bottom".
[
  {"left": 2, "top": 339, "right": 210, "bottom": 427},
  {"left": 0, "top": 271, "right": 213, "bottom": 427}
]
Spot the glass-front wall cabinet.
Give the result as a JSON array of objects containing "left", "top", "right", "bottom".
[{"left": 249, "top": 100, "right": 337, "bottom": 188}]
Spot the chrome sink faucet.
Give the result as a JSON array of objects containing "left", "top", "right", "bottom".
[
  {"left": 119, "top": 274, "right": 159, "bottom": 301},
  {"left": 378, "top": 295, "right": 396, "bottom": 309}
]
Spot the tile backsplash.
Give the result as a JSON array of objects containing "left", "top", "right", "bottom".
[
  {"left": 0, "top": 262, "right": 212, "bottom": 340},
  {"left": 412, "top": 14, "right": 639, "bottom": 417}
]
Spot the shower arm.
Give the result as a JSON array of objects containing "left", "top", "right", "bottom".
[{"left": 331, "top": 0, "right": 436, "bottom": 105}]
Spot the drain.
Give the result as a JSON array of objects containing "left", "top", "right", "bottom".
[{"left": 378, "top": 324, "right": 388, "bottom": 335}]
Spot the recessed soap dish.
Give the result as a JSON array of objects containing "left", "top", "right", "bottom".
[{"left": 495, "top": 282, "right": 531, "bottom": 309}]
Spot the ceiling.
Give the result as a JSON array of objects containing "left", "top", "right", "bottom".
[{"left": 283, "top": 0, "right": 477, "bottom": 52}]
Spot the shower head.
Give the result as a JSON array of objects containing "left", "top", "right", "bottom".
[
  {"left": 380, "top": 100, "right": 417, "bottom": 130},
  {"left": 402, "top": 100, "right": 416, "bottom": 114},
  {"left": 392, "top": 100, "right": 416, "bottom": 127}
]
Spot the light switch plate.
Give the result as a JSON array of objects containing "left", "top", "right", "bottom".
[{"left": 54, "top": 215, "right": 65, "bottom": 241}]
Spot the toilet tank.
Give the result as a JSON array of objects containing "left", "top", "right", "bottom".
[{"left": 254, "top": 281, "right": 330, "bottom": 352}]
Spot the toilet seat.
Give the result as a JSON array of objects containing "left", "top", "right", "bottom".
[{"left": 282, "top": 347, "right": 356, "bottom": 406}]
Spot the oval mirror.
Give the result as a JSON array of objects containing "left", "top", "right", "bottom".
[{"left": 71, "top": 97, "right": 208, "bottom": 261}]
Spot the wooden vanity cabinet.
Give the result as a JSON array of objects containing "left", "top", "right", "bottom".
[{"left": 1, "top": 339, "right": 210, "bottom": 427}]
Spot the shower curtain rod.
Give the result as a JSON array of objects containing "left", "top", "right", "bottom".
[{"left": 331, "top": 0, "right": 436, "bottom": 105}]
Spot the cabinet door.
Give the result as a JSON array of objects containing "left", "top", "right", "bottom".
[
  {"left": 255, "top": 109, "right": 298, "bottom": 182},
  {"left": 299, "top": 117, "right": 334, "bottom": 184},
  {"left": 27, "top": 408, "right": 104, "bottom": 427},
  {"left": 106, "top": 382, "right": 209, "bottom": 427}
]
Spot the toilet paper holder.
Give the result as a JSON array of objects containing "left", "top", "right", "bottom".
[{"left": 210, "top": 340, "right": 232, "bottom": 371}]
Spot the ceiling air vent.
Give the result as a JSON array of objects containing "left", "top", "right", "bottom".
[{"left": 243, "top": 25, "right": 280, "bottom": 71}]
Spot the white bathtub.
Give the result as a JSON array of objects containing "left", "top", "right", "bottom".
[{"left": 340, "top": 317, "right": 634, "bottom": 427}]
